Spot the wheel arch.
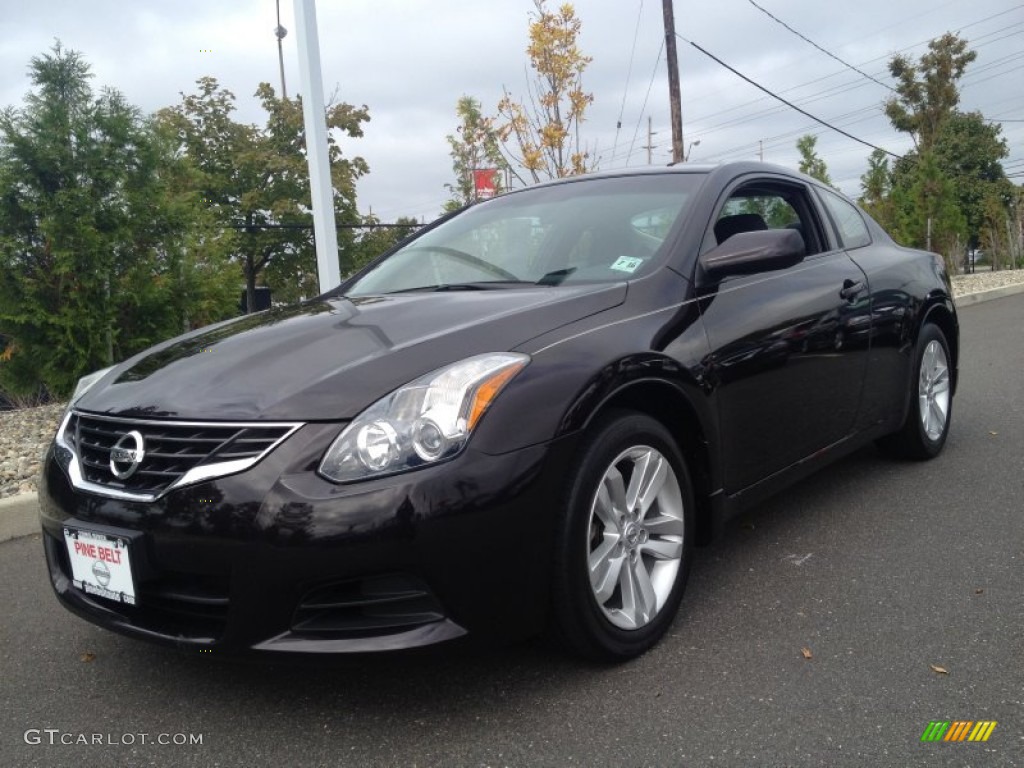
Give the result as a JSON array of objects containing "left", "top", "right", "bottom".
[
  {"left": 919, "top": 299, "right": 959, "bottom": 395},
  {"left": 576, "top": 378, "right": 718, "bottom": 545}
]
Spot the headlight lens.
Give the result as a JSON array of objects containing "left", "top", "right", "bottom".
[{"left": 318, "top": 352, "right": 529, "bottom": 482}]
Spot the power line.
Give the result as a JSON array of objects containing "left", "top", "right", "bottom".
[
  {"left": 607, "top": 19, "right": 1021, "bottom": 171},
  {"left": 680, "top": 9, "right": 1024, "bottom": 133},
  {"left": 626, "top": 39, "right": 665, "bottom": 166},
  {"left": 595, "top": 7, "right": 1021, "bottom": 172},
  {"left": 678, "top": 34, "right": 903, "bottom": 159},
  {"left": 692, "top": 74, "right": 880, "bottom": 138},
  {"left": 611, "top": 0, "right": 645, "bottom": 163},
  {"left": 746, "top": 0, "right": 894, "bottom": 92},
  {"left": 687, "top": 23, "right": 1022, "bottom": 138}
]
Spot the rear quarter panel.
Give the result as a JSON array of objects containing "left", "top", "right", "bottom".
[{"left": 846, "top": 241, "right": 958, "bottom": 433}]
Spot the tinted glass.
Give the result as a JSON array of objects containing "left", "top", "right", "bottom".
[
  {"left": 347, "top": 174, "right": 701, "bottom": 295},
  {"left": 820, "top": 189, "right": 871, "bottom": 249},
  {"left": 720, "top": 196, "right": 798, "bottom": 228},
  {"left": 712, "top": 184, "right": 824, "bottom": 255}
]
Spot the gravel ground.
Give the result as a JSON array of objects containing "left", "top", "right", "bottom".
[
  {"left": 0, "top": 402, "right": 65, "bottom": 498},
  {"left": 951, "top": 266, "right": 1024, "bottom": 296},
  {"left": 1, "top": 268, "right": 1022, "bottom": 499}
]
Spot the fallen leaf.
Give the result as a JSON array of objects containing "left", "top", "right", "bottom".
[
  {"left": 801, "top": 647, "right": 813, "bottom": 660},
  {"left": 80, "top": 651, "right": 96, "bottom": 663},
  {"left": 930, "top": 664, "right": 948, "bottom": 675}
]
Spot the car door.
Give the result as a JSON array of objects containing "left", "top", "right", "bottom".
[
  {"left": 695, "top": 176, "right": 871, "bottom": 493},
  {"left": 814, "top": 186, "right": 914, "bottom": 434}
]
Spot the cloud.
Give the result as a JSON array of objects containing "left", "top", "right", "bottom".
[{"left": 2, "top": 0, "right": 1020, "bottom": 222}]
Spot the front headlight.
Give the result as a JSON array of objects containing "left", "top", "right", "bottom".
[{"left": 318, "top": 352, "right": 529, "bottom": 483}]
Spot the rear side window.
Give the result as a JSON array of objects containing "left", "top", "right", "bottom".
[{"left": 820, "top": 189, "right": 871, "bottom": 249}]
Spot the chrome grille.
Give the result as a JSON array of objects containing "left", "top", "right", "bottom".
[{"left": 57, "top": 411, "right": 303, "bottom": 501}]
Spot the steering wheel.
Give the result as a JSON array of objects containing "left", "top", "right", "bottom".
[{"left": 402, "top": 246, "right": 520, "bottom": 282}]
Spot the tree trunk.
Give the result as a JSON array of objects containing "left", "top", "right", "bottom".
[
  {"left": 245, "top": 254, "right": 256, "bottom": 314},
  {"left": 104, "top": 277, "right": 113, "bottom": 366}
]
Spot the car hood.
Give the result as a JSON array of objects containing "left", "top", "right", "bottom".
[{"left": 77, "top": 284, "right": 626, "bottom": 421}]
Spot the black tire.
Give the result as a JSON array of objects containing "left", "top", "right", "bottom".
[
  {"left": 877, "top": 323, "right": 953, "bottom": 460},
  {"left": 551, "top": 410, "right": 695, "bottom": 661}
]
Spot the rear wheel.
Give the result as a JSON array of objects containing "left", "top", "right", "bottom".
[
  {"left": 551, "top": 411, "right": 694, "bottom": 661},
  {"left": 877, "top": 323, "right": 953, "bottom": 460}
]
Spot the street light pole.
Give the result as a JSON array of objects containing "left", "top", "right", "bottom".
[
  {"left": 294, "top": 0, "right": 340, "bottom": 293},
  {"left": 275, "top": 0, "right": 288, "bottom": 99}
]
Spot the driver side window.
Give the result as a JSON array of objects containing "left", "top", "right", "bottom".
[{"left": 714, "top": 183, "right": 823, "bottom": 255}]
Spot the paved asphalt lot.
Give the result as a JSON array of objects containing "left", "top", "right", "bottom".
[{"left": 2, "top": 296, "right": 1022, "bottom": 768}]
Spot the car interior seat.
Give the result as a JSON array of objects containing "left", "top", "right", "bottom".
[{"left": 714, "top": 213, "right": 768, "bottom": 244}]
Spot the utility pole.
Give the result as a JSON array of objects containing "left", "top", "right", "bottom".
[
  {"left": 758, "top": 140, "right": 763, "bottom": 161},
  {"left": 643, "top": 116, "right": 658, "bottom": 165},
  {"left": 661, "top": 0, "right": 684, "bottom": 164}
]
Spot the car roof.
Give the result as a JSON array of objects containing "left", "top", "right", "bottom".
[{"left": 506, "top": 160, "right": 824, "bottom": 193}]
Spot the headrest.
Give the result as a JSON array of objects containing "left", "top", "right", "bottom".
[{"left": 714, "top": 213, "right": 768, "bottom": 244}]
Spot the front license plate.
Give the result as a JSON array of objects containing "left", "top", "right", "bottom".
[{"left": 63, "top": 528, "right": 136, "bottom": 605}]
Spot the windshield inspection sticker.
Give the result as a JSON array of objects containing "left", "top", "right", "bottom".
[{"left": 610, "top": 256, "right": 644, "bottom": 273}]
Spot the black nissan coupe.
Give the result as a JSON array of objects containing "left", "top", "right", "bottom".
[{"left": 39, "top": 162, "right": 958, "bottom": 660}]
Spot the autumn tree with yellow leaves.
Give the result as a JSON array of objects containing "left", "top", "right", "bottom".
[{"left": 497, "top": 0, "right": 596, "bottom": 184}]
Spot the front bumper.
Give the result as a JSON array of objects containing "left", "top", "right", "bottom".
[{"left": 39, "top": 421, "right": 573, "bottom": 654}]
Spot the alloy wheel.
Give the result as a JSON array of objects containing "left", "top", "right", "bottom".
[
  {"left": 586, "top": 446, "right": 685, "bottom": 630},
  {"left": 918, "top": 339, "right": 950, "bottom": 441}
]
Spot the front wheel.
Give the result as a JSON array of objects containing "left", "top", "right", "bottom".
[
  {"left": 877, "top": 323, "right": 953, "bottom": 460},
  {"left": 551, "top": 411, "right": 695, "bottom": 661}
]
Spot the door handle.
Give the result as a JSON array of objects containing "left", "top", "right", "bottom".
[{"left": 839, "top": 279, "right": 864, "bottom": 301}]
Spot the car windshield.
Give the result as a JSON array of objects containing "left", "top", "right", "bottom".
[{"left": 346, "top": 173, "right": 701, "bottom": 295}]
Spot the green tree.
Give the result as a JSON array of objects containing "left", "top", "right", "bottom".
[
  {"left": 890, "top": 152, "right": 966, "bottom": 262},
  {"left": 158, "top": 78, "right": 370, "bottom": 310},
  {"left": 858, "top": 149, "right": 896, "bottom": 230},
  {"left": 796, "top": 134, "right": 832, "bottom": 186},
  {"left": 885, "top": 33, "right": 976, "bottom": 152},
  {"left": 496, "top": 0, "right": 596, "bottom": 183},
  {"left": 347, "top": 216, "right": 421, "bottom": 275},
  {"left": 931, "top": 111, "right": 1013, "bottom": 252},
  {"left": 874, "top": 33, "right": 1016, "bottom": 271},
  {"left": 0, "top": 43, "right": 235, "bottom": 398},
  {"left": 444, "top": 96, "right": 506, "bottom": 211}
]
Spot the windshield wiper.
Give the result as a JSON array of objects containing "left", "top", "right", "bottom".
[
  {"left": 386, "top": 282, "right": 528, "bottom": 294},
  {"left": 386, "top": 271, "right": 576, "bottom": 294},
  {"left": 431, "top": 283, "right": 510, "bottom": 291},
  {"left": 536, "top": 268, "right": 576, "bottom": 286}
]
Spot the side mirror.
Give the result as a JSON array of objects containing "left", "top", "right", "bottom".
[{"left": 702, "top": 228, "right": 806, "bottom": 279}]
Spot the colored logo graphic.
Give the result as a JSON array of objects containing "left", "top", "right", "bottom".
[{"left": 921, "top": 721, "right": 997, "bottom": 742}]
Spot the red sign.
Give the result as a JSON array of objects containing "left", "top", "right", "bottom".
[{"left": 473, "top": 169, "right": 500, "bottom": 200}]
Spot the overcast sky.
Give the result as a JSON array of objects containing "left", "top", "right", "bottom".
[{"left": 2, "top": 0, "right": 1022, "bottom": 222}]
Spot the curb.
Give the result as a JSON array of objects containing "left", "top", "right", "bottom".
[
  {"left": 0, "top": 492, "right": 39, "bottom": 543},
  {"left": 954, "top": 281, "right": 1024, "bottom": 307},
  {"left": 0, "top": 284, "right": 1020, "bottom": 544}
]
